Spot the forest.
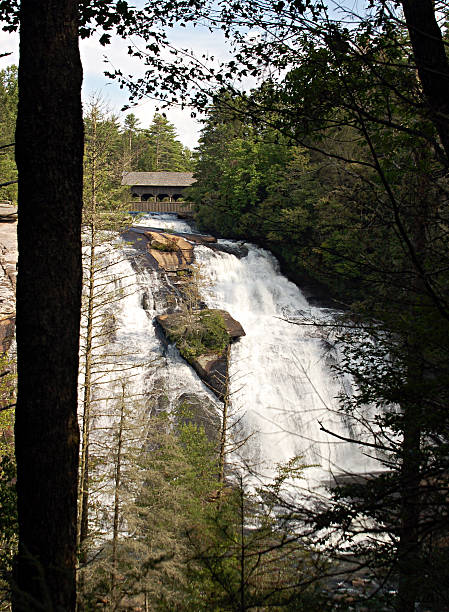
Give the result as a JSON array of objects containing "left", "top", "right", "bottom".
[{"left": 1, "top": 1, "right": 449, "bottom": 611}]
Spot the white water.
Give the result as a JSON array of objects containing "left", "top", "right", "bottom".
[
  {"left": 124, "top": 214, "right": 380, "bottom": 489},
  {"left": 78, "top": 212, "right": 381, "bottom": 532}
]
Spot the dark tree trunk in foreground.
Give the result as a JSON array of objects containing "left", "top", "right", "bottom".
[
  {"left": 401, "top": 0, "right": 449, "bottom": 164},
  {"left": 14, "top": 1, "right": 83, "bottom": 609}
]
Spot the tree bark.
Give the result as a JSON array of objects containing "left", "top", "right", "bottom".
[
  {"left": 396, "top": 150, "right": 430, "bottom": 612},
  {"left": 401, "top": 0, "right": 449, "bottom": 164},
  {"left": 111, "top": 385, "right": 126, "bottom": 598},
  {"left": 14, "top": 1, "right": 83, "bottom": 610},
  {"left": 78, "top": 112, "right": 98, "bottom": 554}
]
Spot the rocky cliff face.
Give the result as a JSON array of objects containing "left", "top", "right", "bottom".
[{"left": 0, "top": 203, "right": 17, "bottom": 352}]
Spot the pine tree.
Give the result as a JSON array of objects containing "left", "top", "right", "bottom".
[
  {"left": 121, "top": 113, "right": 147, "bottom": 174},
  {"left": 138, "top": 113, "right": 193, "bottom": 172},
  {"left": 78, "top": 97, "right": 131, "bottom": 557}
]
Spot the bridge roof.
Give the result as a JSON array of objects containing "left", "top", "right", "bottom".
[{"left": 122, "top": 171, "right": 196, "bottom": 188}]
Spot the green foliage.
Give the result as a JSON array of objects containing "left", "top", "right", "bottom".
[
  {"left": 0, "top": 352, "right": 16, "bottom": 605},
  {"left": 83, "top": 96, "right": 130, "bottom": 224},
  {"left": 0, "top": 352, "right": 16, "bottom": 457},
  {"left": 190, "top": 105, "right": 298, "bottom": 240},
  {"left": 149, "top": 237, "right": 179, "bottom": 252},
  {"left": 137, "top": 113, "right": 193, "bottom": 172},
  {"left": 183, "top": 459, "right": 328, "bottom": 611},
  {"left": 0, "top": 65, "right": 18, "bottom": 203},
  {"left": 78, "top": 400, "right": 328, "bottom": 610},
  {"left": 168, "top": 309, "right": 230, "bottom": 360},
  {"left": 78, "top": 405, "right": 220, "bottom": 610},
  {"left": 186, "top": 13, "right": 449, "bottom": 606},
  {"left": 0, "top": 454, "right": 17, "bottom": 599}
]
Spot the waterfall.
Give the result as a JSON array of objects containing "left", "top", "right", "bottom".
[
  {"left": 116, "top": 214, "right": 380, "bottom": 490},
  {"left": 78, "top": 211, "right": 381, "bottom": 529}
]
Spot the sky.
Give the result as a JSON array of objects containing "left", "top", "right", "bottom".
[{"left": 0, "top": 22, "right": 230, "bottom": 150}]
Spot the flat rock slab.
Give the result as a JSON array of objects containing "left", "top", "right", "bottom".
[
  {"left": 180, "top": 232, "right": 217, "bottom": 245},
  {"left": 145, "top": 231, "right": 194, "bottom": 271},
  {"left": 131, "top": 225, "right": 216, "bottom": 245}
]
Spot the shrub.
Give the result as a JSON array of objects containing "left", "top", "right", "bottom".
[
  {"left": 150, "top": 237, "right": 178, "bottom": 252},
  {"left": 168, "top": 310, "right": 230, "bottom": 360}
]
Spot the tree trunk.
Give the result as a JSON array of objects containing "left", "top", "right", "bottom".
[
  {"left": 401, "top": 0, "right": 449, "bottom": 164},
  {"left": 396, "top": 149, "right": 430, "bottom": 612},
  {"left": 397, "top": 397, "right": 421, "bottom": 612},
  {"left": 111, "top": 384, "right": 126, "bottom": 600},
  {"left": 239, "top": 478, "right": 246, "bottom": 612},
  {"left": 14, "top": 1, "right": 83, "bottom": 609},
  {"left": 78, "top": 220, "right": 96, "bottom": 552},
  {"left": 218, "top": 345, "right": 230, "bottom": 487},
  {"left": 78, "top": 112, "right": 98, "bottom": 553}
]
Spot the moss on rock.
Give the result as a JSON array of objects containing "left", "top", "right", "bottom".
[{"left": 167, "top": 309, "right": 230, "bottom": 361}]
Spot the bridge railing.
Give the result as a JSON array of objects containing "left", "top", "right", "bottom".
[{"left": 127, "top": 201, "right": 195, "bottom": 213}]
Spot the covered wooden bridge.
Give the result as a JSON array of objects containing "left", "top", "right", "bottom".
[
  {"left": 122, "top": 171, "right": 196, "bottom": 213},
  {"left": 122, "top": 171, "right": 195, "bottom": 201}
]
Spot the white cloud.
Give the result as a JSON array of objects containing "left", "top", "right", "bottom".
[
  {"left": 0, "top": 30, "right": 19, "bottom": 68},
  {"left": 0, "top": 24, "right": 218, "bottom": 150}
]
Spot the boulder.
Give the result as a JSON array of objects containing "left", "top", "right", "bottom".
[
  {"left": 155, "top": 309, "right": 245, "bottom": 400},
  {"left": 156, "top": 309, "right": 245, "bottom": 341},
  {"left": 214, "top": 309, "right": 245, "bottom": 339}
]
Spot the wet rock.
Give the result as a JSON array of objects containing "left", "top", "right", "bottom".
[
  {"left": 213, "top": 241, "right": 249, "bottom": 259},
  {"left": 145, "top": 376, "right": 171, "bottom": 415},
  {"left": 141, "top": 290, "right": 152, "bottom": 311},
  {"left": 176, "top": 392, "right": 220, "bottom": 441},
  {"left": 189, "top": 351, "right": 228, "bottom": 400},
  {"left": 180, "top": 232, "right": 217, "bottom": 245}
]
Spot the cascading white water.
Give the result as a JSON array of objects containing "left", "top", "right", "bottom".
[
  {"left": 125, "top": 214, "right": 380, "bottom": 489},
  {"left": 78, "top": 212, "right": 380, "bottom": 525},
  {"left": 196, "top": 242, "right": 380, "bottom": 486}
]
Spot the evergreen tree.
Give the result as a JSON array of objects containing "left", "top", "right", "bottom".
[
  {"left": 138, "top": 113, "right": 193, "bottom": 172},
  {"left": 121, "top": 113, "right": 147, "bottom": 173},
  {"left": 78, "top": 96, "right": 131, "bottom": 559}
]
